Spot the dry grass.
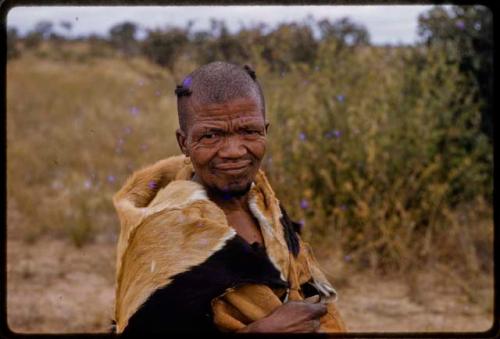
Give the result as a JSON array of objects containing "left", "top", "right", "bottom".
[{"left": 7, "top": 47, "right": 182, "bottom": 246}]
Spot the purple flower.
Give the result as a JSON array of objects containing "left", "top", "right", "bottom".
[
  {"left": 336, "top": 95, "right": 345, "bottom": 103},
  {"left": 148, "top": 180, "right": 157, "bottom": 189},
  {"left": 117, "top": 138, "right": 125, "bottom": 146},
  {"left": 129, "top": 106, "right": 140, "bottom": 116},
  {"left": 51, "top": 180, "right": 63, "bottom": 190},
  {"left": 83, "top": 179, "right": 92, "bottom": 189},
  {"left": 340, "top": 204, "right": 347, "bottom": 211},
  {"left": 325, "top": 129, "right": 342, "bottom": 139},
  {"left": 138, "top": 79, "right": 144, "bottom": 86},
  {"left": 455, "top": 20, "right": 465, "bottom": 30},
  {"left": 344, "top": 254, "right": 352, "bottom": 262},
  {"left": 155, "top": 90, "right": 161, "bottom": 96},
  {"left": 140, "top": 143, "right": 148, "bottom": 151},
  {"left": 299, "top": 132, "right": 306, "bottom": 141},
  {"left": 300, "top": 198, "right": 309, "bottom": 209},
  {"left": 123, "top": 126, "right": 132, "bottom": 135},
  {"left": 182, "top": 76, "right": 192, "bottom": 88},
  {"left": 107, "top": 175, "right": 116, "bottom": 183}
]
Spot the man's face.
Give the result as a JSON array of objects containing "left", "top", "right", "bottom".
[{"left": 176, "top": 95, "right": 268, "bottom": 195}]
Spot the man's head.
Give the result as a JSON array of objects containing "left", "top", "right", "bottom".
[{"left": 175, "top": 61, "right": 269, "bottom": 196}]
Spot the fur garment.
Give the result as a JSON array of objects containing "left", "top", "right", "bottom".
[{"left": 113, "top": 155, "right": 346, "bottom": 333}]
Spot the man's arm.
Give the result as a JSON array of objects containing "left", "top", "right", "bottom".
[
  {"left": 237, "top": 300, "right": 327, "bottom": 333},
  {"left": 121, "top": 234, "right": 287, "bottom": 335}
]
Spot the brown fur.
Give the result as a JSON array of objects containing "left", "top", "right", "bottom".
[
  {"left": 113, "top": 155, "right": 346, "bottom": 332},
  {"left": 211, "top": 231, "right": 347, "bottom": 333}
]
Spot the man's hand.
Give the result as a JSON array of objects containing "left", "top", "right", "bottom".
[{"left": 237, "top": 299, "right": 327, "bottom": 333}]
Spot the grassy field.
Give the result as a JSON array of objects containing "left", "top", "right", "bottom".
[
  {"left": 6, "top": 41, "right": 494, "bottom": 333},
  {"left": 7, "top": 44, "right": 181, "bottom": 245}
]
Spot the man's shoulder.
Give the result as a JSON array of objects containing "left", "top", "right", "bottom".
[{"left": 113, "top": 154, "right": 192, "bottom": 208}]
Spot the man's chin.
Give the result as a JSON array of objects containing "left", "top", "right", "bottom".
[{"left": 217, "top": 181, "right": 252, "bottom": 199}]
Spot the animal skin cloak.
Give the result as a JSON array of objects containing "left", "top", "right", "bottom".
[{"left": 113, "top": 155, "right": 346, "bottom": 334}]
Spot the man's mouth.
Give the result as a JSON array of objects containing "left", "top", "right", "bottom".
[{"left": 214, "top": 160, "right": 252, "bottom": 174}]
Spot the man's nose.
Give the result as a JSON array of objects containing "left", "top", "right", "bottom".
[{"left": 218, "top": 135, "right": 247, "bottom": 159}]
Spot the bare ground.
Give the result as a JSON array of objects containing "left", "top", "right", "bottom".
[{"left": 6, "top": 236, "right": 494, "bottom": 334}]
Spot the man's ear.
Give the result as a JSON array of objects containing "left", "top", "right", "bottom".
[{"left": 175, "top": 128, "right": 189, "bottom": 156}]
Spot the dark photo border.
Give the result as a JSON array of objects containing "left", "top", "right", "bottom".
[{"left": 1, "top": 0, "right": 497, "bottom": 338}]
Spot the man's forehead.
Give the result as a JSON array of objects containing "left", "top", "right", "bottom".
[
  {"left": 189, "top": 95, "right": 261, "bottom": 112},
  {"left": 192, "top": 113, "right": 264, "bottom": 125}
]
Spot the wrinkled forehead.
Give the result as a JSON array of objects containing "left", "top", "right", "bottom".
[{"left": 185, "top": 92, "right": 264, "bottom": 119}]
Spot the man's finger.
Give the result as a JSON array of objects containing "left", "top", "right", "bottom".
[{"left": 310, "top": 303, "right": 328, "bottom": 318}]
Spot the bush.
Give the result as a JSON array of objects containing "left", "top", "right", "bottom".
[
  {"left": 261, "top": 42, "right": 492, "bottom": 272},
  {"left": 7, "top": 27, "right": 20, "bottom": 60}
]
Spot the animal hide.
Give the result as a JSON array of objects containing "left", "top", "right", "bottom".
[{"left": 113, "top": 155, "right": 346, "bottom": 334}]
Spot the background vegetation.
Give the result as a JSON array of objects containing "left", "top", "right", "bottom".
[{"left": 7, "top": 5, "right": 493, "bottom": 281}]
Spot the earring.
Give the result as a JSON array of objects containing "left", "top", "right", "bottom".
[{"left": 183, "top": 156, "right": 191, "bottom": 165}]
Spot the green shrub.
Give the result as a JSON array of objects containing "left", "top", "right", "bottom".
[{"left": 260, "top": 42, "right": 492, "bottom": 272}]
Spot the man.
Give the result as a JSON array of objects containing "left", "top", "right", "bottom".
[{"left": 112, "top": 61, "right": 346, "bottom": 334}]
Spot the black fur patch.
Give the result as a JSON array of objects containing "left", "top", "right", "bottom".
[
  {"left": 300, "top": 281, "right": 321, "bottom": 299},
  {"left": 122, "top": 234, "right": 287, "bottom": 335},
  {"left": 279, "top": 203, "right": 301, "bottom": 257}
]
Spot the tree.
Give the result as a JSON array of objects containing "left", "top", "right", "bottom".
[
  {"left": 417, "top": 5, "right": 493, "bottom": 141},
  {"left": 109, "top": 21, "right": 140, "bottom": 56},
  {"left": 7, "top": 27, "right": 20, "bottom": 59},
  {"left": 60, "top": 20, "right": 73, "bottom": 32},
  {"left": 142, "top": 27, "right": 189, "bottom": 72},
  {"left": 34, "top": 20, "right": 53, "bottom": 39},
  {"left": 261, "top": 22, "right": 318, "bottom": 72},
  {"left": 24, "top": 20, "right": 54, "bottom": 49},
  {"left": 317, "top": 17, "right": 370, "bottom": 47},
  {"left": 193, "top": 19, "right": 250, "bottom": 65}
]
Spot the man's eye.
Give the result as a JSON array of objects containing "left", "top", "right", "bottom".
[
  {"left": 200, "top": 132, "right": 221, "bottom": 142},
  {"left": 243, "top": 129, "right": 261, "bottom": 135}
]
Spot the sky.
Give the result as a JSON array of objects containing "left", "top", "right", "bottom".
[{"left": 6, "top": 5, "right": 442, "bottom": 45}]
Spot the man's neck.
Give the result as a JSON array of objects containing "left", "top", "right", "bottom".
[
  {"left": 191, "top": 173, "right": 265, "bottom": 246},
  {"left": 207, "top": 189, "right": 250, "bottom": 213}
]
